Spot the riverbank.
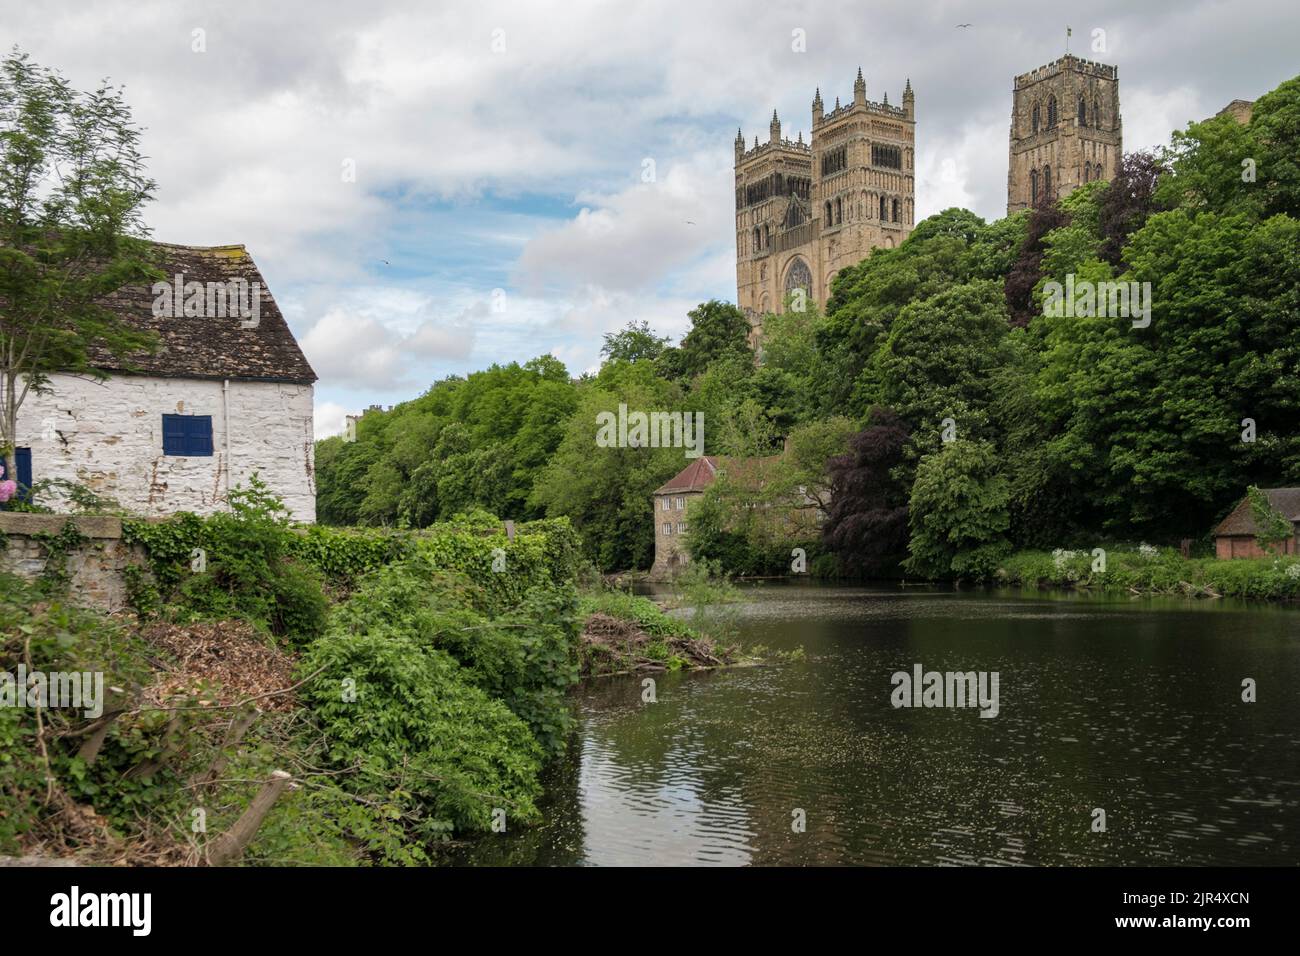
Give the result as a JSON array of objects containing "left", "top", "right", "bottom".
[
  {"left": 1, "top": 499, "right": 762, "bottom": 866},
  {"left": 992, "top": 547, "right": 1300, "bottom": 600},
  {"left": 577, "top": 590, "right": 748, "bottom": 676}
]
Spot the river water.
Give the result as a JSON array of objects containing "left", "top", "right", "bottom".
[{"left": 454, "top": 583, "right": 1300, "bottom": 866}]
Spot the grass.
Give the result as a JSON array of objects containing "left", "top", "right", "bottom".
[{"left": 995, "top": 546, "right": 1300, "bottom": 600}]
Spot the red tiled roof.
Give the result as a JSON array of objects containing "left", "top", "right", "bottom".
[
  {"left": 1214, "top": 488, "right": 1300, "bottom": 536},
  {"left": 653, "top": 457, "right": 718, "bottom": 495}
]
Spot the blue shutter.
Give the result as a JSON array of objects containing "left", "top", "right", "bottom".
[
  {"left": 162, "top": 415, "right": 214, "bottom": 456},
  {"left": 2, "top": 447, "right": 33, "bottom": 505}
]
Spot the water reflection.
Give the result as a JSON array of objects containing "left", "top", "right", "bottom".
[{"left": 451, "top": 584, "right": 1300, "bottom": 866}]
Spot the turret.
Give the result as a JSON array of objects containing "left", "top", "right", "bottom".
[
  {"left": 735, "top": 126, "right": 744, "bottom": 162},
  {"left": 854, "top": 67, "right": 866, "bottom": 106},
  {"left": 903, "top": 77, "right": 914, "bottom": 119},
  {"left": 769, "top": 109, "right": 781, "bottom": 144},
  {"left": 812, "top": 87, "right": 823, "bottom": 126}
]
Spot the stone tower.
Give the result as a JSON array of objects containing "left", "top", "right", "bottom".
[
  {"left": 1007, "top": 55, "right": 1122, "bottom": 214},
  {"left": 735, "top": 69, "right": 916, "bottom": 341}
]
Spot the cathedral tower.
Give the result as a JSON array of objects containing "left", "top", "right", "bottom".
[
  {"left": 1007, "top": 55, "right": 1122, "bottom": 214},
  {"left": 734, "top": 70, "right": 916, "bottom": 340}
]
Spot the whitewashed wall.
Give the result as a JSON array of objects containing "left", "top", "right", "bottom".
[{"left": 13, "top": 373, "right": 315, "bottom": 522}]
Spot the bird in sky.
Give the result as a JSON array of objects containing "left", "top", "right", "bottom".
[{"left": 956, "top": 23, "right": 972, "bottom": 28}]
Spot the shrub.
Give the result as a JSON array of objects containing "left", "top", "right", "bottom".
[
  {"left": 329, "top": 555, "right": 579, "bottom": 756},
  {"left": 299, "top": 625, "right": 545, "bottom": 849}
]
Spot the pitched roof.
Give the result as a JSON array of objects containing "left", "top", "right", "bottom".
[
  {"left": 652, "top": 453, "right": 790, "bottom": 496},
  {"left": 654, "top": 456, "right": 718, "bottom": 495},
  {"left": 1214, "top": 488, "right": 1300, "bottom": 536},
  {"left": 87, "top": 243, "right": 316, "bottom": 384}
]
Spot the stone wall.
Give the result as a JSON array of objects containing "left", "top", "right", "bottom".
[
  {"left": 0, "top": 513, "right": 144, "bottom": 612},
  {"left": 13, "top": 372, "right": 316, "bottom": 522}
]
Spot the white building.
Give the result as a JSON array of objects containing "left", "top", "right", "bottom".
[{"left": 11, "top": 243, "right": 318, "bottom": 521}]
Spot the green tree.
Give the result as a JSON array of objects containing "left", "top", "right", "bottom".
[
  {"left": 1247, "top": 485, "right": 1294, "bottom": 553},
  {"left": 529, "top": 363, "right": 686, "bottom": 570},
  {"left": 601, "top": 319, "right": 671, "bottom": 363},
  {"left": 0, "top": 49, "right": 158, "bottom": 482},
  {"left": 661, "top": 299, "right": 752, "bottom": 381},
  {"left": 905, "top": 439, "right": 1011, "bottom": 579},
  {"left": 856, "top": 279, "right": 1013, "bottom": 453}
]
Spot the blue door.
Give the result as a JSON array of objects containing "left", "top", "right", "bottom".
[
  {"left": 15, "top": 447, "right": 31, "bottom": 500},
  {"left": 1, "top": 447, "right": 31, "bottom": 508}
]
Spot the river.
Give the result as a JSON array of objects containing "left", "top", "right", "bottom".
[{"left": 453, "top": 583, "right": 1300, "bottom": 866}]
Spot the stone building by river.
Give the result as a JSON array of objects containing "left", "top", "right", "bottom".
[{"left": 8, "top": 243, "right": 318, "bottom": 522}]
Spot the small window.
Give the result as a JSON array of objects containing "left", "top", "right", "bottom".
[
  {"left": 675, "top": 497, "right": 684, "bottom": 510},
  {"left": 162, "top": 414, "right": 214, "bottom": 457},
  {"left": 679, "top": 522, "right": 688, "bottom": 535},
  {"left": 661, "top": 498, "right": 670, "bottom": 511},
  {"left": 662, "top": 523, "right": 672, "bottom": 535}
]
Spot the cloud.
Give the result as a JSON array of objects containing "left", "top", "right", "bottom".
[
  {"left": 300, "top": 308, "right": 407, "bottom": 388},
  {"left": 313, "top": 400, "right": 351, "bottom": 440},
  {"left": 5, "top": 0, "right": 1297, "bottom": 415},
  {"left": 515, "top": 152, "right": 734, "bottom": 295}
]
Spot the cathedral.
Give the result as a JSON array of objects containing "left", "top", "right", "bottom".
[
  {"left": 734, "top": 56, "right": 1125, "bottom": 340},
  {"left": 733, "top": 69, "right": 916, "bottom": 339},
  {"left": 1006, "top": 55, "right": 1122, "bottom": 213}
]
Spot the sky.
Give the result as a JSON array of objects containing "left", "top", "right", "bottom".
[{"left": 3, "top": 0, "right": 1296, "bottom": 438}]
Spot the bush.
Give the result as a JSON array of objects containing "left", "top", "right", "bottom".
[
  {"left": 330, "top": 556, "right": 579, "bottom": 755},
  {"left": 126, "top": 476, "right": 328, "bottom": 641},
  {"left": 299, "top": 625, "right": 545, "bottom": 849}
]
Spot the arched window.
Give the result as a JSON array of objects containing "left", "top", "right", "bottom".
[
  {"left": 764, "top": 224, "right": 771, "bottom": 248},
  {"left": 835, "top": 198, "right": 842, "bottom": 224},
  {"left": 1084, "top": 161, "right": 1091, "bottom": 182},
  {"left": 824, "top": 201, "right": 832, "bottom": 224},
  {"left": 1093, "top": 100, "right": 1100, "bottom": 127},
  {"left": 892, "top": 198, "right": 900, "bottom": 222},
  {"left": 752, "top": 227, "right": 760, "bottom": 254},
  {"left": 879, "top": 195, "right": 887, "bottom": 219},
  {"left": 1078, "top": 96, "right": 1087, "bottom": 126},
  {"left": 784, "top": 257, "right": 813, "bottom": 297},
  {"left": 1047, "top": 95, "right": 1058, "bottom": 128},
  {"left": 1030, "top": 169, "right": 1039, "bottom": 205},
  {"left": 1032, "top": 104, "right": 1040, "bottom": 133},
  {"left": 1043, "top": 164, "right": 1052, "bottom": 198}
]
